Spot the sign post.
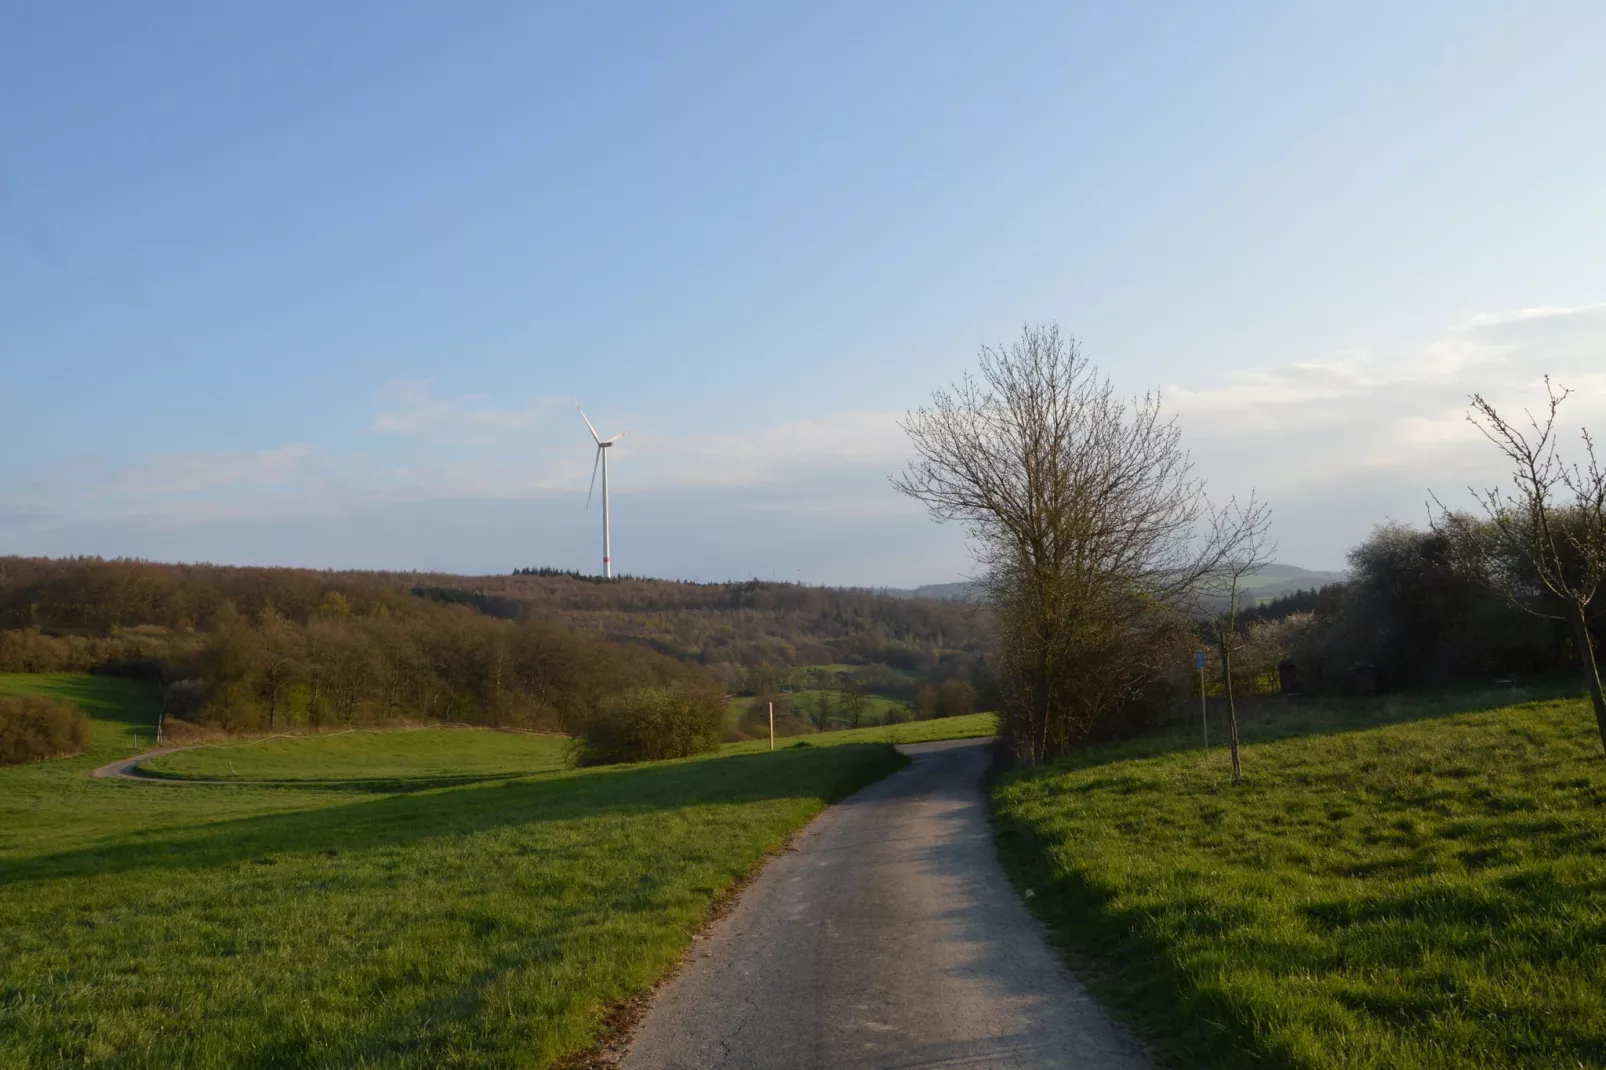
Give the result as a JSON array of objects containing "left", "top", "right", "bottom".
[
  {"left": 1195, "top": 650, "right": 1209, "bottom": 752},
  {"left": 769, "top": 701, "right": 775, "bottom": 752}
]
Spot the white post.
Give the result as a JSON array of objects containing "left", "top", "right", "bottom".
[
  {"left": 769, "top": 701, "right": 775, "bottom": 751},
  {"left": 601, "top": 446, "right": 612, "bottom": 579}
]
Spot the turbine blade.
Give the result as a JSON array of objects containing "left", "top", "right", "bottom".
[
  {"left": 586, "top": 446, "right": 601, "bottom": 508},
  {"left": 575, "top": 404, "right": 602, "bottom": 445},
  {"left": 603, "top": 432, "right": 627, "bottom": 445}
]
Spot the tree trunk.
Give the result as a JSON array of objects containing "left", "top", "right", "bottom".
[
  {"left": 1570, "top": 600, "right": 1606, "bottom": 754},
  {"left": 1220, "top": 636, "right": 1242, "bottom": 783},
  {"left": 1032, "top": 640, "right": 1052, "bottom": 765}
]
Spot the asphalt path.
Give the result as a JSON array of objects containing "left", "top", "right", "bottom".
[
  {"left": 622, "top": 737, "right": 1150, "bottom": 1070},
  {"left": 90, "top": 747, "right": 190, "bottom": 780}
]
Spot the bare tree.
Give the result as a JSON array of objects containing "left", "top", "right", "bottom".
[
  {"left": 256, "top": 606, "right": 303, "bottom": 731},
  {"left": 839, "top": 678, "right": 869, "bottom": 729},
  {"left": 1433, "top": 378, "right": 1606, "bottom": 751},
  {"left": 803, "top": 687, "right": 835, "bottom": 730},
  {"left": 1198, "top": 495, "right": 1275, "bottom": 783},
  {"left": 895, "top": 323, "right": 1263, "bottom": 763}
]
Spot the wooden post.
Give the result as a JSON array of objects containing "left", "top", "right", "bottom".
[
  {"left": 769, "top": 701, "right": 775, "bottom": 751},
  {"left": 1196, "top": 651, "right": 1208, "bottom": 752}
]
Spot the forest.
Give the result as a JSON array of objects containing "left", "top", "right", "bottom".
[
  {"left": 1224, "top": 519, "right": 1606, "bottom": 699},
  {"left": 9, "top": 515, "right": 1597, "bottom": 744},
  {"left": 0, "top": 557, "right": 991, "bottom": 735}
]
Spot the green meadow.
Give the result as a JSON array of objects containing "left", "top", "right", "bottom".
[
  {"left": 0, "top": 673, "right": 909, "bottom": 1068},
  {"left": 723, "top": 688, "right": 911, "bottom": 729},
  {"left": 142, "top": 711, "right": 1000, "bottom": 783},
  {"left": 144, "top": 726, "right": 572, "bottom": 783},
  {"left": 723, "top": 709, "right": 998, "bottom": 754},
  {"left": 994, "top": 688, "right": 1606, "bottom": 1069}
]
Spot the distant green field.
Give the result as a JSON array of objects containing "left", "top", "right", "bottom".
[
  {"left": 994, "top": 689, "right": 1606, "bottom": 1069},
  {"left": 782, "top": 662, "right": 913, "bottom": 685},
  {"left": 0, "top": 673, "right": 904, "bottom": 1068},
  {"left": 725, "top": 711, "right": 997, "bottom": 754},
  {"left": 144, "top": 726, "right": 571, "bottom": 782},
  {"left": 726, "top": 688, "right": 910, "bottom": 728}
]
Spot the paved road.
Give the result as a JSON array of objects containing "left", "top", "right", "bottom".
[
  {"left": 622, "top": 737, "right": 1150, "bottom": 1070},
  {"left": 90, "top": 747, "right": 189, "bottom": 780}
]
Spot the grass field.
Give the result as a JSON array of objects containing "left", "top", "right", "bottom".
[
  {"left": 724, "top": 688, "right": 911, "bottom": 729},
  {"left": 780, "top": 663, "right": 917, "bottom": 686},
  {"left": 724, "top": 710, "right": 997, "bottom": 754},
  {"left": 993, "top": 688, "right": 1606, "bottom": 1069},
  {"left": 146, "top": 712, "right": 998, "bottom": 781},
  {"left": 144, "top": 727, "right": 571, "bottom": 782},
  {"left": 0, "top": 673, "right": 907, "bottom": 1068}
]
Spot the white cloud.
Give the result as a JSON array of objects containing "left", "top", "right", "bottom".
[
  {"left": 1177, "top": 302, "right": 1606, "bottom": 463},
  {"left": 1174, "top": 302, "right": 1606, "bottom": 565},
  {"left": 368, "top": 379, "right": 558, "bottom": 437},
  {"left": 24, "top": 302, "right": 1606, "bottom": 577},
  {"left": 101, "top": 444, "right": 320, "bottom": 496},
  {"left": 621, "top": 411, "right": 910, "bottom": 489}
]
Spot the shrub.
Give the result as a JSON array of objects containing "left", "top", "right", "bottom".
[
  {"left": 0, "top": 695, "right": 92, "bottom": 764},
  {"left": 161, "top": 678, "right": 209, "bottom": 723},
  {"left": 573, "top": 685, "right": 724, "bottom": 766},
  {"left": 934, "top": 679, "right": 976, "bottom": 719},
  {"left": 739, "top": 694, "right": 813, "bottom": 739}
]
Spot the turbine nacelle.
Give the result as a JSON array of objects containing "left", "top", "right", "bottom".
[
  {"left": 577, "top": 404, "right": 627, "bottom": 508},
  {"left": 577, "top": 404, "right": 626, "bottom": 446}
]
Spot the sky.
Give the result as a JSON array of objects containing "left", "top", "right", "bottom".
[{"left": 3, "top": 1, "right": 1605, "bottom": 585}]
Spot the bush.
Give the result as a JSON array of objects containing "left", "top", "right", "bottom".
[
  {"left": 935, "top": 679, "right": 976, "bottom": 719},
  {"left": 739, "top": 694, "right": 813, "bottom": 739},
  {"left": 915, "top": 679, "right": 978, "bottom": 720},
  {"left": 573, "top": 686, "right": 724, "bottom": 766},
  {"left": 0, "top": 695, "right": 92, "bottom": 764}
]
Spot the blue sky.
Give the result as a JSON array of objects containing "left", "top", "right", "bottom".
[{"left": 4, "top": 2, "right": 1605, "bottom": 584}]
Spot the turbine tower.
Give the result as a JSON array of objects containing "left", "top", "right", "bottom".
[{"left": 577, "top": 405, "right": 626, "bottom": 578}]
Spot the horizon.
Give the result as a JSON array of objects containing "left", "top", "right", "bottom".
[
  {"left": 5, "top": 4, "right": 1605, "bottom": 584},
  {"left": 0, "top": 552, "right": 1348, "bottom": 595}
]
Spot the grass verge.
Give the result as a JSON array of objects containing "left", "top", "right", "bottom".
[
  {"left": 0, "top": 673, "right": 905, "bottom": 1068},
  {"left": 992, "top": 690, "right": 1606, "bottom": 1069}
]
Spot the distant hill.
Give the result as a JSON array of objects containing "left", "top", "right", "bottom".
[
  {"left": 0, "top": 558, "right": 994, "bottom": 691},
  {"left": 1238, "top": 564, "right": 1349, "bottom": 602},
  {"left": 871, "top": 581, "right": 981, "bottom": 603},
  {"left": 880, "top": 564, "right": 1347, "bottom": 607}
]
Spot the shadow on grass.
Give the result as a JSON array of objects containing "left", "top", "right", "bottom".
[
  {"left": 2, "top": 743, "right": 904, "bottom": 886},
  {"left": 988, "top": 677, "right": 1604, "bottom": 1070},
  {"left": 0, "top": 674, "right": 160, "bottom": 746},
  {"left": 130, "top": 769, "right": 558, "bottom": 792},
  {"left": 989, "top": 804, "right": 1284, "bottom": 1070},
  {"left": 1049, "top": 677, "right": 1589, "bottom": 776}
]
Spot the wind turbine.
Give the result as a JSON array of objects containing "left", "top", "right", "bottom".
[{"left": 577, "top": 404, "right": 626, "bottom": 578}]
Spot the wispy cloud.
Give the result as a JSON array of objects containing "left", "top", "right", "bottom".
[
  {"left": 101, "top": 444, "right": 320, "bottom": 496},
  {"left": 368, "top": 379, "right": 559, "bottom": 437},
  {"left": 24, "top": 303, "right": 1606, "bottom": 574},
  {"left": 622, "top": 411, "right": 910, "bottom": 488},
  {"left": 1174, "top": 302, "right": 1606, "bottom": 496}
]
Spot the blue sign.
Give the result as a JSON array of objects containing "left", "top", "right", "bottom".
[{"left": 1195, "top": 650, "right": 1206, "bottom": 670}]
